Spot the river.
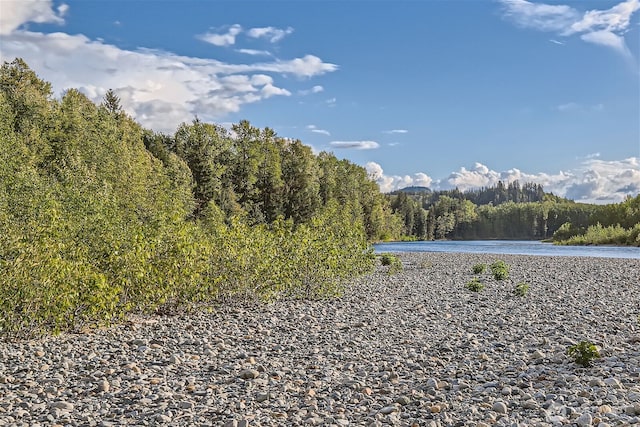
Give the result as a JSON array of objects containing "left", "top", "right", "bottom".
[{"left": 373, "top": 240, "right": 640, "bottom": 259}]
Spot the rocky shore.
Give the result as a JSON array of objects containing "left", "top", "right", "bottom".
[{"left": 1, "top": 252, "right": 639, "bottom": 426}]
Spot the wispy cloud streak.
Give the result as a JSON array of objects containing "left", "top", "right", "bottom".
[
  {"left": 330, "top": 140, "right": 380, "bottom": 150},
  {"left": 499, "top": 0, "right": 640, "bottom": 58}
]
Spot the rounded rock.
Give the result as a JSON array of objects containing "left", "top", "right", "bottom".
[{"left": 492, "top": 401, "right": 508, "bottom": 414}]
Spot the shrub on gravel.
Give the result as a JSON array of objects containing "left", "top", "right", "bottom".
[
  {"left": 514, "top": 282, "right": 530, "bottom": 297},
  {"left": 567, "top": 340, "right": 600, "bottom": 367},
  {"left": 380, "top": 253, "right": 402, "bottom": 275},
  {"left": 465, "top": 277, "right": 485, "bottom": 292},
  {"left": 490, "top": 260, "right": 509, "bottom": 280},
  {"left": 472, "top": 263, "right": 486, "bottom": 274}
]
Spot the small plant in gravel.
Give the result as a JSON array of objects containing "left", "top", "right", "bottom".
[
  {"left": 419, "top": 260, "right": 433, "bottom": 269},
  {"left": 472, "top": 263, "right": 486, "bottom": 274},
  {"left": 567, "top": 340, "right": 600, "bottom": 367},
  {"left": 465, "top": 277, "right": 485, "bottom": 292},
  {"left": 490, "top": 260, "right": 510, "bottom": 280},
  {"left": 380, "top": 253, "right": 403, "bottom": 274},
  {"left": 513, "top": 282, "right": 530, "bottom": 297}
]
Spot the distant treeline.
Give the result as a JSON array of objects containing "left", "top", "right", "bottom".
[{"left": 386, "top": 181, "right": 640, "bottom": 245}]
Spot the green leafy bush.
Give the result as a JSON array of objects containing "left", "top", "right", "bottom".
[
  {"left": 567, "top": 340, "right": 600, "bottom": 367},
  {"left": 557, "top": 223, "right": 639, "bottom": 247},
  {"left": 514, "top": 282, "right": 530, "bottom": 297},
  {"left": 490, "top": 260, "right": 509, "bottom": 280},
  {"left": 465, "top": 277, "right": 485, "bottom": 292},
  {"left": 472, "top": 263, "right": 486, "bottom": 274},
  {"left": 0, "top": 60, "right": 378, "bottom": 338},
  {"left": 380, "top": 253, "right": 402, "bottom": 275}
]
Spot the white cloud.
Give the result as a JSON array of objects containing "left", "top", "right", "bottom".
[
  {"left": 447, "top": 162, "right": 501, "bottom": 189},
  {"left": 330, "top": 140, "right": 380, "bottom": 150},
  {"left": 366, "top": 162, "right": 385, "bottom": 180},
  {"left": 262, "top": 84, "right": 291, "bottom": 97},
  {"left": 367, "top": 159, "right": 640, "bottom": 204},
  {"left": 277, "top": 55, "right": 337, "bottom": 78},
  {"left": 198, "top": 25, "right": 293, "bottom": 48},
  {"left": 555, "top": 102, "right": 606, "bottom": 112},
  {"left": 500, "top": 0, "right": 579, "bottom": 32},
  {"left": 499, "top": 0, "right": 640, "bottom": 58},
  {"left": 383, "top": 129, "right": 409, "bottom": 134},
  {"left": 580, "top": 30, "right": 630, "bottom": 56},
  {"left": 569, "top": 0, "right": 640, "bottom": 34},
  {"left": 247, "top": 26, "right": 294, "bottom": 43},
  {"left": 326, "top": 97, "right": 337, "bottom": 106},
  {"left": 57, "top": 4, "right": 69, "bottom": 17},
  {"left": 366, "top": 162, "right": 433, "bottom": 192},
  {"left": 413, "top": 172, "right": 434, "bottom": 188},
  {"left": 298, "top": 85, "right": 324, "bottom": 95},
  {"left": 556, "top": 102, "right": 580, "bottom": 111},
  {"left": 549, "top": 38, "right": 564, "bottom": 45},
  {"left": 0, "top": 13, "right": 337, "bottom": 133},
  {"left": 198, "top": 24, "right": 242, "bottom": 47},
  {"left": 0, "top": 0, "right": 67, "bottom": 35},
  {"left": 236, "top": 48, "right": 273, "bottom": 57},
  {"left": 306, "top": 125, "right": 330, "bottom": 136}
]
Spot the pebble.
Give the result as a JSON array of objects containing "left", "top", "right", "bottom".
[
  {"left": 97, "top": 380, "right": 110, "bottom": 392},
  {"left": 238, "top": 369, "right": 260, "bottom": 379},
  {"left": 492, "top": 401, "right": 508, "bottom": 414},
  {"left": 576, "top": 412, "right": 592, "bottom": 427},
  {"left": 0, "top": 253, "right": 638, "bottom": 426}
]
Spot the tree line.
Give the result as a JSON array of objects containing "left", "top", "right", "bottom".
[
  {"left": 0, "top": 59, "right": 401, "bottom": 337},
  {"left": 387, "top": 181, "right": 640, "bottom": 245}
]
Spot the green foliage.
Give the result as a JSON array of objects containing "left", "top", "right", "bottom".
[
  {"left": 0, "top": 59, "right": 379, "bottom": 339},
  {"left": 513, "top": 282, "right": 530, "bottom": 297},
  {"left": 465, "top": 277, "right": 485, "bottom": 292},
  {"left": 379, "top": 253, "right": 403, "bottom": 274},
  {"left": 555, "top": 222, "right": 640, "bottom": 247},
  {"left": 383, "top": 179, "right": 640, "bottom": 244},
  {"left": 204, "top": 202, "right": 374, "bottom": 302},
  {"left": 490, "top": 260, "right": 510, "bottom": 280},
  {"left": 567, "top": 340, "right": 601, "bottom": 367},
  {"left": 472, "top": 263, "right": 487, "bottom": 274},
  {"left": 552, "top": 222, "right": 584, "bottom": 241},
  {"left": 380, "top": 253, "right": 396, "bottom": 266},
  {"left": 389, "top": 192, "right": 429, "bottom": 239}
]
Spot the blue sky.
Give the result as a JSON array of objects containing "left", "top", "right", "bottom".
[{"left": 1, "top": 0, "right": 639, "bottom": 203}]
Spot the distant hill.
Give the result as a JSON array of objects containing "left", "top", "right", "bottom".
[{"left": 393, "top": 186, "right": 432, "bottom": 194}]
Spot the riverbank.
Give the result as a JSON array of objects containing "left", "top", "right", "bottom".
[{"left": 1, "top": 253, "right": 639, "bottom": 426}]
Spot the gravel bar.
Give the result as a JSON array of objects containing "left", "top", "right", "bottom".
[{"left": 1, "top": 252, "right": 640, "bottom": 427}]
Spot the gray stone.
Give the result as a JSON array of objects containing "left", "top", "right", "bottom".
[
  {"left": 576, "top": 412, "right": 592, "bottom": 427},
  {"left": 492, "top": 401, "right": 508, "bottom": 414},
  {"left": 379, "top": 405, "right": 398, "bottom": 414},
  {"left": 50, "top": 401, "right": 74, "bottom": 411},
  {"left": 239, "top": 369, "right": 260, "bottom": 379}
]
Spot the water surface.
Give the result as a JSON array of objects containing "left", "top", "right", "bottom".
[{"left": 374, "top": 240, "right": 640, "bottom": 259}]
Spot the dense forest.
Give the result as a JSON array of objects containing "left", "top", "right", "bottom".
[
  {"left": 386, "top": 181, "right": 640, "bottom": 245},
  {"left": 1, "top": 58, "right": 638, "bottom": 337},
  {"left": 0, "top": 59, "right": 403, "bottom": 337}
]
